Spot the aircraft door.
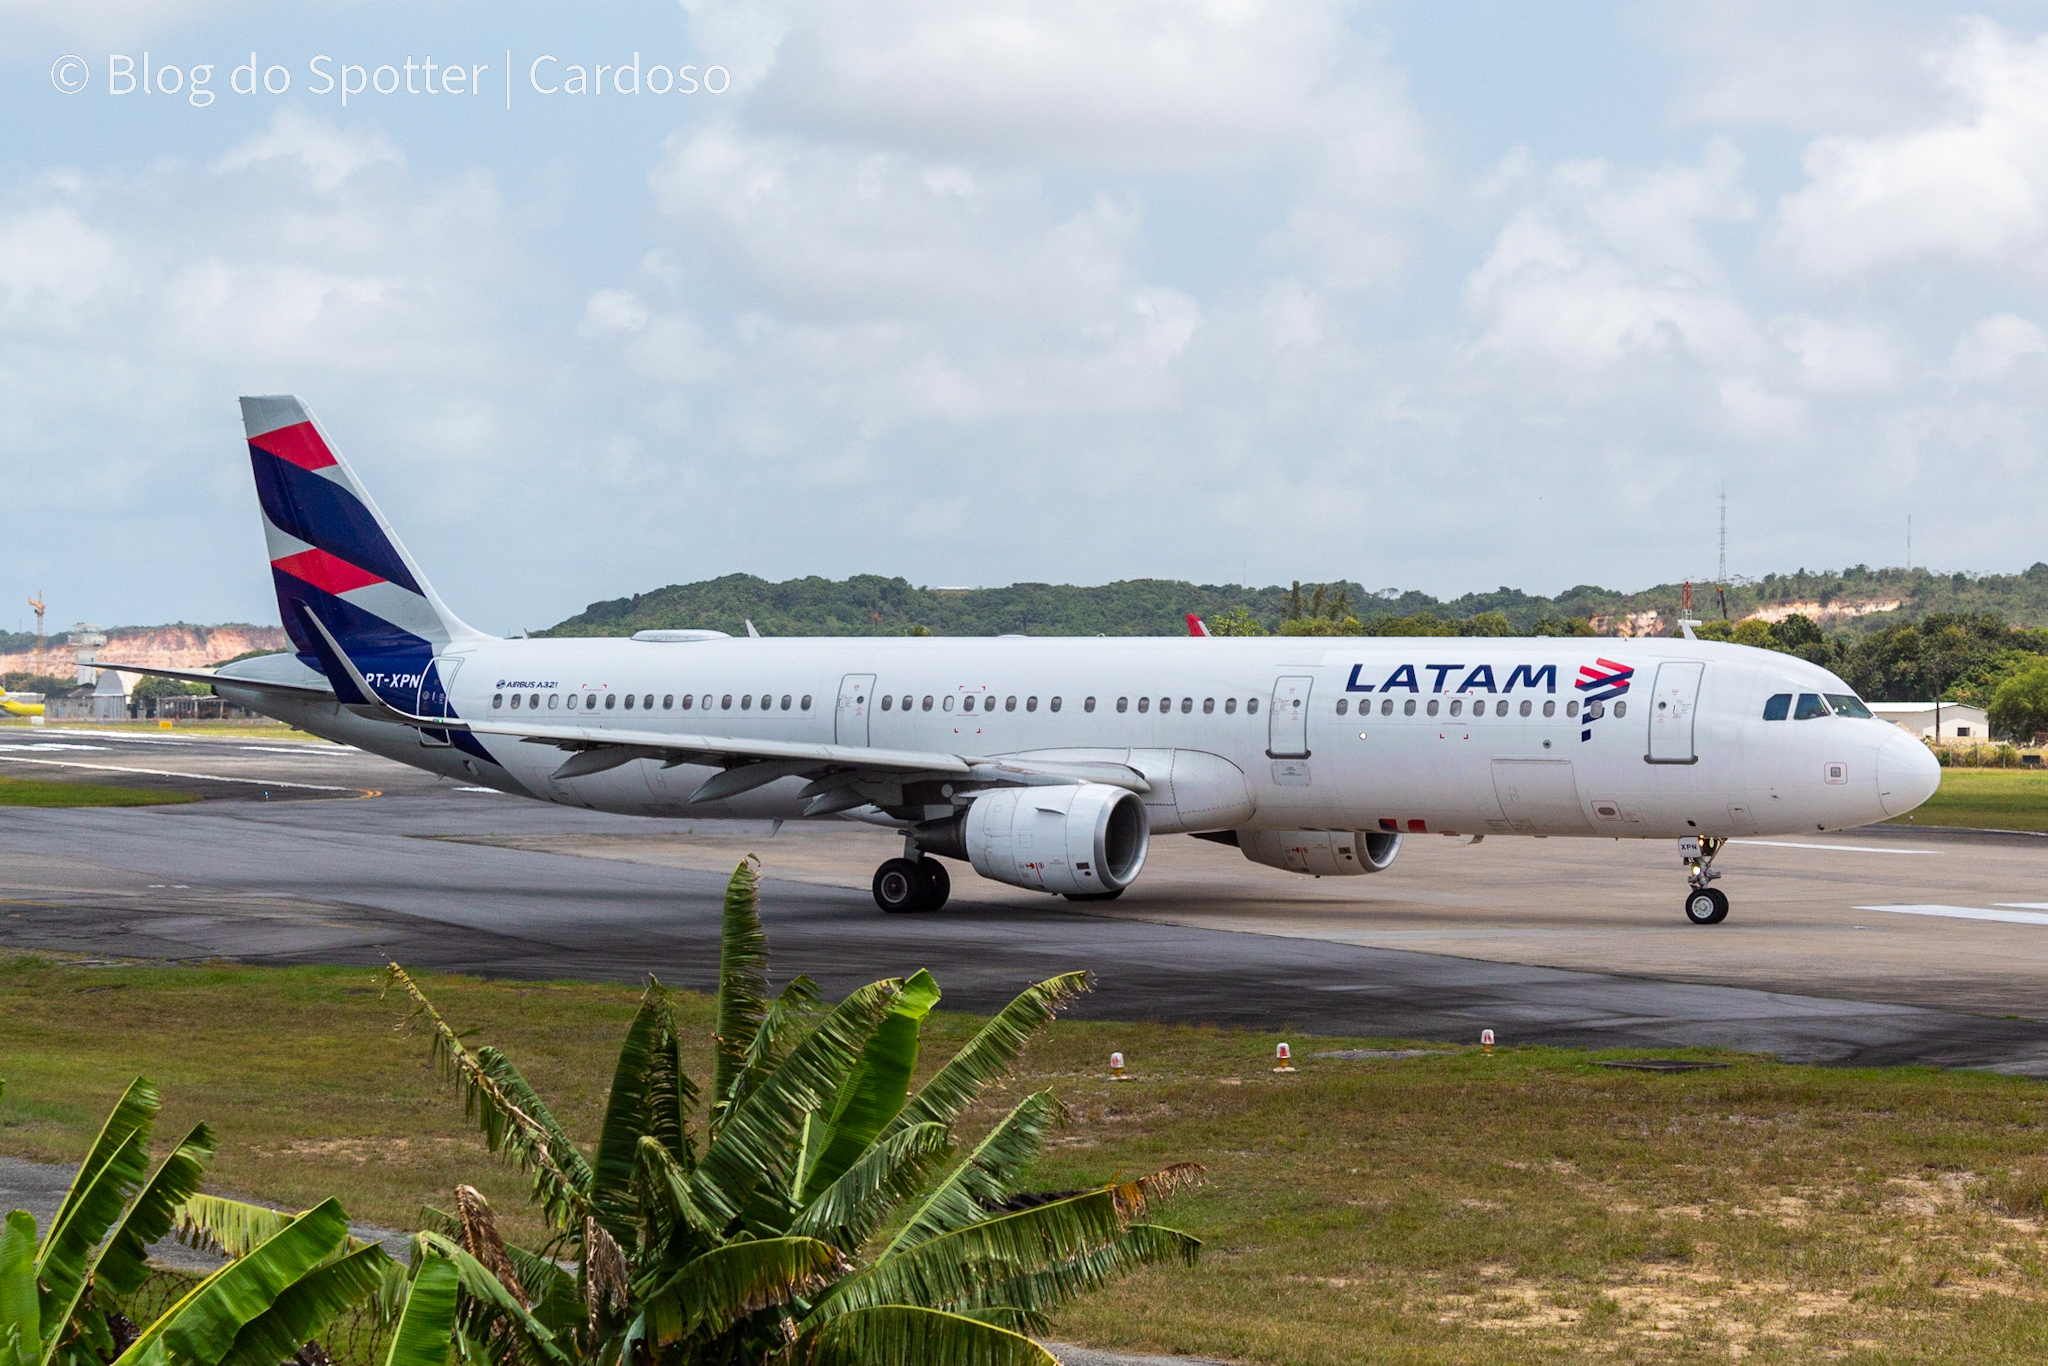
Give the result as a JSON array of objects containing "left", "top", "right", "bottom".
[
  {"left": 836, "top": 673, "right": 876, "bottom": 746},
  {"left": 417, "top": 657, "right": 460, "bottom": 747},
  {"left": 1646, "top": 661, "right": 1705, "bottom": 764},
  {"left": 1267, "top": 676, "right": 1313, "bottom": 759}
]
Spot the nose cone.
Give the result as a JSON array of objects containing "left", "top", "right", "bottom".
[{"left": 1877, "top": 731, "right": 1941, "bottom": 817}]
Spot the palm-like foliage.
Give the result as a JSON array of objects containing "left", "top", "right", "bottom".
[
  {"left": 0, "top": 1079, "right": 421, "bottom": 1366},
  {"left": 388, "top": 858, "right": 1199, "bottom": 1365}
]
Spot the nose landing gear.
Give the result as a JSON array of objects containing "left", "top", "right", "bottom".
[{"left": 1680, "top": 836, "right": 1728, "bottom": 924}]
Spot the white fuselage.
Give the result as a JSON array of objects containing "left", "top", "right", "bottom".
[{"left": 223, "top": 634, "right": 1938, "bottom": 841}]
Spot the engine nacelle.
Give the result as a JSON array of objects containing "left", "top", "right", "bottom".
[
  {"left": 951, "top": 783, "right": 1151, "bottom": 896},
  {"left": 1239, "top": 829, "right": 1401, "bottom": 876}
]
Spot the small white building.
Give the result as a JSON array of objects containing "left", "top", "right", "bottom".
[{"left": 1868, "top": 701, "right": 1992, "bottom": 741}]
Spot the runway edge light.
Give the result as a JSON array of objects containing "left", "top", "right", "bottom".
[
  {"left": 1481, "top": 1029, "right": 1495, "bottom": 1055},
  {"left": 1108, "top": 1051, "right": 1131, "bottom": 1082},
  {"left": 1273, "top": 1042, "right": 1296, "bottom": 1073}
]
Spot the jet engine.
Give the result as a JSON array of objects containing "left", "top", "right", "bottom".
[
  {"left": 923, "top": 783, "right": 1150, "bottom": 898},
  {"left": 1238, "top": 829, "right": 1401, "bottom": 876}
]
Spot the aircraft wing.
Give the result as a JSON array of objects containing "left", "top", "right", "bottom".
[{"left": 294, "top": 607, "right": 1149, "bottom": 811}]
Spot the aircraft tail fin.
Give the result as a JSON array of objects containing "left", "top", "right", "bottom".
[{"left": 241, "top": 395, "right": 489, "bottom": 706}]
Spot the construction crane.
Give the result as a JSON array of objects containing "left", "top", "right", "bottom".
[{"left": 26, "top": 592, "right": 44, "bottom": 654}]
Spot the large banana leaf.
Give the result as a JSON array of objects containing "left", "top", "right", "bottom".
[
  {"left": 802, "top": 970, "right": 942, "bottom": 1202},
  {"left": 475, "top": 1049, "right": 596, "bottom": 1195},
  {"left": 797, "top": 1304, "right": 1055, "bottom": 1366},
  {"left": 691, "top": 980, "right": 903, "bottom": 1227},
  {"left": 96, "top": 1125, "right": 217, "bottom": 1299},
  {"left": 409, "top": 1233, "right": 569, "bottom": 1366},
  {"left": 37, "top": 1079, "right": 160, "bottom": 1349},
  {"left": 717, "top": 976, "right": 822, "bottom": 1131},
  {"left": 643, "top": 1013, "right": 698, "bottom": 1170},
  {"left": 171, "top": 1197, "right": 294, "bottom": 1261},
  {"left": 214, "top": 1243, "right": 390, "bottom": 1366},
  {"left": 712, "top": 859, "right": 769, "bottom": 1106},
  {"left": 886, "top": 975, "right": 1086, "bottom": 1140},
  {"left": 142, "top": 1198, "right": 352, "bottom": 1366},
  {"left": 881, "top": 1092, "right": 1062, "bottom": 1259},
  {"left": 590, "top": 984, "right": 673, "bottom": 1229},
  {"left": 819, "top": 1189, "right": 1125, "bottom": 1321},
  {"left": 378, "top": 1254, "right": 458, "bottom": 1366},
  {"left": 634, "top": 1137, "right": 720, "bottom": 1245},
  {"left": 0, "top": 1210, "right": 39, "bottom": 1366},
  {"left": 789, "top": 1122, "right": 952, "bottom": 1255},
  {"left": 959, "top": 1224, "right": 1202, "bottom": 1333},
  {"left": 638, "top": 1238, "right": 846, "bottom": 1346}
]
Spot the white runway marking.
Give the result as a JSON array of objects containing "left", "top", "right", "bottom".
[
  {"left": 0, "top": 743, "right": 110, "bottom": 753},
  {"left": 1859, "top": 903, "right": 2048, "bottom": 926},
  {"left": 1996, "top": 903, "right": 2048, "bottom": 911},
  {"left": 0, "top": 755, "right": 356, "bottom": 792},
  {"left": 1733, "top": 840, "right": 1937, "bottom": 855}
]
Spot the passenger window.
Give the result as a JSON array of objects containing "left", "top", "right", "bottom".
[
  {"left": 1336, "top": 698, "right": 1348, "bottom": 716},
  {"left": 1084, "top": 697, "right": 1096, "bottom": 712},
  {"left": 741, "top": 695, "right": 752, "bottom": 710},
  {"left": 781, "top": 695, "right": 792, "bottom": 710},
  {"left": 1541, "top": 700, "right": 1554, "bottom": 717},
  {"left": 492, "top": 693, "right": 504, "bottom": 709},
  {"left": 1587, "top": 700, "right": 1605, "bottom": 719},
  {"left": 623, "top": 694, "right": 635, "bottom": 710},
  {"left": 644, "top": 694, "right": 654, "bottom": 709},
  {"left": 1226, "top": 698, "right": 1238, "bottom": 714},
  {"left": 720, "top": 695, "right": 732, "bottom": 710},
  {"left": 661, "top": 695, "right": 672, "bottom": 710},
  {"left": 680, "top": 694, "right": 691, "bottom": 710},
  {"left": 1117, "top": 697, "right": 1128, "bottom": 713},
  {"left": 702, "top": 695, "right": 713, "bottom": 710},
  {"left": 1026, "top": 696, "right": 1038, "bottom": 712},
  {"left": 801, "top": 695, "right": 812, "bottom": 709},
  {"left": 942, "top": 696, "right": 954, "bottom": 712},
  {"left": 1204, "top": 698, "right": 1215, "bottom": 714},
  {"left": 1402, "top": 698, "right": 1416, "bottom": 716},
  {"left": 882, "top": 695, "right": 893, "bottom": 710},
  {"left": 567, "top": 694, "right": 579, "bottom": 710},
  {"left": 902, "top": 696, "right": 913, "bottom": 711},
  {"left": 1518, "top": 700, "right": 1531, "bottom": 717},
  {"left": 1566, "top": 700, "right": 1579, "bottom": 717},
  {"left": 510, "top": 693, "right": 522, "bottom": 710},
  {"left": 1827, "top": 693, "right": 1872, "bottom": 719},
  {"left": 1138, "top": 697, "right": 1150, "bottom": 713},
  {"left": 1449, "top": 699, "right": 1463, "bottom": 717},
  {"left": 1381, "top": 698, "right": 1392, "bottom": 716},
  {"left": 1051, "top": 697, "right": 1063, "bottom": 712},
  {"left": 922, "top": 695, "right": 934, "bottom": 711},
  {"left": 1494, "top": 699, "right": 1506, "bottom": 717},
  {"left": 549, "top": 694, "right": 560, "bottom": 710},
  {"left": 605, "top": 694, "right": 618, "bottom": 710},
  {"left": 1005, "top": 696, "right": 1017, "bottom": 711},
  {"left": 1794, "top": 693, "right": 1829, "bottom": 720},
  {"left": 588, "top": 694, "right": 599, "bottom": 710},
  {"left": 963, "top": 695, "right": 977, "bottom": 713},
  {"left": 1427, "top": 699, "right": 1439, "bottom": 716},
  {"left": 1613, "top": 701, "right": 1626, "bottom": 718},
  {"left": 1248, "top": 698, "right": 1259, "bottom": 715}
]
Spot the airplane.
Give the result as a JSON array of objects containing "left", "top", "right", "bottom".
[
  {"left": 97, "top": 395, "right": 1942, "bottom": 923},
  {"left": 0, "top": 693, "right": 44, "bottom": 717}
]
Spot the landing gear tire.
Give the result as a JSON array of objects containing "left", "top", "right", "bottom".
[
  {"left": 918, "top": 857, "right": 951, "bottom": 912},
  {"left": 874, "top": 859, "right": 929, "bottom": 914},
  {"left": 1063, "top": 888, "right": 1125, "bottom": 902},
  {"left": 1683, "top": 887, "right": 1729, "bottom": 925}
]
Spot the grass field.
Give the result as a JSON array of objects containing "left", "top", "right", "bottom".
[
  {"left": 0, "top": 776, "right": 198, "bottom": 807},
  {"left": 1888, "top": 767, "right": 2048, "bottom": 833},
  {"left": 9, "top": 955, "right": 2048, "bottom": 1363}
]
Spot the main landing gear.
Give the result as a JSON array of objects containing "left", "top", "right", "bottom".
[
  {"left": 1680, "top": 835, "right": 1728, "bottom": 924},
  {"left": 873, "top": 854, "right": 951, "bottom": 914}
]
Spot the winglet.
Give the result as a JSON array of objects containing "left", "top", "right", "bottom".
[{"left": 1185, "top": 613, "right": 1210, "bottom": 637}]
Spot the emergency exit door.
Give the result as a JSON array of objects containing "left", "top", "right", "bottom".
[
  {"left": 836, "top": 674, "right": 876, "bottom": 746},
  {"left": 1267, "top": 676, "right": 1313, "bottom": 758},
  {"left": 1646, "top": 661, "right": 1704, "bottom": 764}
]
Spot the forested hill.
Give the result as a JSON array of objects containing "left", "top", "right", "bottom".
[{"left": 542, "top": 563, "right": 2048, "bottom": 638}]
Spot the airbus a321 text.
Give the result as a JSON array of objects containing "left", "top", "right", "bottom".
[{"left": 101, "top": 397, "right": 1943, "bottom": 923}]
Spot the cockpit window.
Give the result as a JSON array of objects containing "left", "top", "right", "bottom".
[
  {"left": 1762, "top": 693, "right": 1790, "bottom": 721},
  {"left": 1827, "top": 693, "right": 1874, "bottom": 719},
  {"left": 1793, "top": 693, "right": 1830, "bottom": 720}
]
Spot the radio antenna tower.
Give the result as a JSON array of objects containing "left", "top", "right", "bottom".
[{"left": 1717, "top": 487, "right": 1727, "bottom": 586}]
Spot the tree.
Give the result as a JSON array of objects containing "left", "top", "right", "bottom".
[
  {"left": 0, "top": 1078, "right": 397, "bottom": 1366},
  {"left": 1989, "top": 658, "right": 2048, "bottom": 742},
  {"left": 384, "top": 859, "right": 1200, "bottom": 1366},
  {"left": 1205, "top": 607, "right": 1266, "bottom": 637}
]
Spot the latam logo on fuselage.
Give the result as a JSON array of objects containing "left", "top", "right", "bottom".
[{"left": 1345, "top": 657, "right": 1635, "bottom": 744}]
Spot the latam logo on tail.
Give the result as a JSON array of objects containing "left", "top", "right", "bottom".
[{"left": 1574, "top": 658, "right": 1635, "bottom": 742}]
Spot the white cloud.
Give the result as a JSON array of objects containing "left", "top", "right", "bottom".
[
  {"left": 215, "top": 111, "right": 403, "bottom": 193},
  {"left": 1771, "top": 314, "right": 1907, "bottom": 396},
  {"left": 1948, "top": 312, "right": 2048, "bottom": 384},
  {"left": 1776, "top": 20, "right": 2048, "bottom": 278}
]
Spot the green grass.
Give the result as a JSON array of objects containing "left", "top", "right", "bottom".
[
  {"left": 0, "top": 776, "right": 198, "bottom": 807},
  {"left": 1887, "top": 767, "right": 2048, "bottom": 832},
  {"left": 9, "top": 956, "right": 2048, "bottom": 1364}
]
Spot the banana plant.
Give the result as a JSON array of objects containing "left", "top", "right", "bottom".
[
  {"left": 0, "top": 1079, "right": 410, "bottom": 1366},
  {"left": 387, "top": 857, "right": 1200, "bottom": 1366}
]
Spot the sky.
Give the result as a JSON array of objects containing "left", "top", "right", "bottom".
[{"left": 4, "top": 1, "right": 2047, "bottom": 636}]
